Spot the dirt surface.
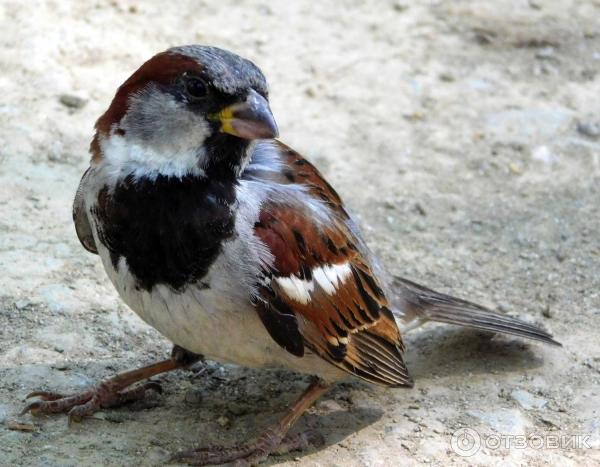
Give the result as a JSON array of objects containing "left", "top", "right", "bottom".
[{"left": 1, "top": 1, "right": 599, "bottom": 466}]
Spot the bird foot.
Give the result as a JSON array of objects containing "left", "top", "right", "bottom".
[
  {"left": 21, "top": 380, "right": 162, "bottom": 424},
  {"left": 170, "top": 429, "right": 324, "bottom": 466}
]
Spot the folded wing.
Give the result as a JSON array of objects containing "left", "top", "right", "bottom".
[{"left": 249, "top": 142, "right": 413, "bottom": 387}]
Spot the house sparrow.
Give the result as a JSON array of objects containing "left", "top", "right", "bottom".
[{"left": 22, "top": 45, "right": 560, "bottom": 466}]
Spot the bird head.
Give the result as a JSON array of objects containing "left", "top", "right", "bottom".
[{"left": 92, "top": 45, "right": 278, "bottom": 179}]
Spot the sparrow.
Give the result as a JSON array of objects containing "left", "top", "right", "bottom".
[{"left": 22, "top": 45, "right": 560, "bottom": 466}]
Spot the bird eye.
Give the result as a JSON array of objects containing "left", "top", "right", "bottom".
[{"left": 185, "top": 77, "right": 207, "bottom": 99}]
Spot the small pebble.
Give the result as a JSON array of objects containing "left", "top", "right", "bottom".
[
  {"left": 439, "top": 72, "right": 455, "bottom": 82},
  {"left": 535, "top": 47, "right": 555, "bottom": 59},
  {"left": 508, "top": 161, "right": 522, "bottom": 175},
  {"left": 511, "top": 389, "right": 548, "bottom": 410},
  {"left": 414, "top": 202, "right": 427, "bottom": 216},
  {"left": 59, "top": 94, "right": 87, "bottom": 109},
  {"left": 304, "top": 87, "right": 317, "bottom": 98},
  {"left": 576, "top": 121, "right": 600, "bottom": 138},
  {"left": 15, "top": 299, "right": 31, "bottom": 310},
  {"left": 7, "top": 422, "right": 37, "bottom": 432},
  {"left": 51, "top": 363, "right": 70, "bottom": 371},
  {"left": 529, "top": 0, "right": 542, "bottom": 9},
  {"left": 392, "top": 1, "right": 408, "bottom": 12},
  {"left": 541, "top": 304, "right": 553, "bottom": 318}
]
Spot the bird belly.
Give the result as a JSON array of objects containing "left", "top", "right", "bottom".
[{"left": 96, "top": 242, "right": 343, "bottom": 381}]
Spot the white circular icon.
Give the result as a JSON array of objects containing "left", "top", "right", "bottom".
[{"left": 451, "top": 428, "right": 481, "bottom": 457}]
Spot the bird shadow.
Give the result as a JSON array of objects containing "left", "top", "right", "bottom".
[
  {"left": 404, "top": 324, "right": 549, "bottom": 381},
  {"left": 264, "top": 407, "right": 383, "bottom": 465}
]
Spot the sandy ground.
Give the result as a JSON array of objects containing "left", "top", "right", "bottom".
[{"left": 1, "top": 0, "right": 599, "bottom": 465}]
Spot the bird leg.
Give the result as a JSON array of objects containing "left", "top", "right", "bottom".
[
  {"left": 22, "top": 345, "right": 202, "bottom": 424},
  {"left": 171, "top": 377, "right": 330, "bottom": 466}
]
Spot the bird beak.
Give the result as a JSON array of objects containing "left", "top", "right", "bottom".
[{"left": 216, "top": 89, "right": 279, "bottom": 139}]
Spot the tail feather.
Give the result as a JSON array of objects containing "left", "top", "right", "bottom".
[{"left": 393, "top": 277, "right": 561, "bottom": 346}]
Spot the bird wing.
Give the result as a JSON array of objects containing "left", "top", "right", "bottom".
[
  {"left": 247, "top": 141, "right": 413, "bottom": 387},
  {"left": 73, "top": 167, "right": 98, "bottom": 255}
]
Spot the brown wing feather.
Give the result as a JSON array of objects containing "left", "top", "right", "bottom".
[{"left": 253, "top": 146, "right": 412, "bottom": 387}]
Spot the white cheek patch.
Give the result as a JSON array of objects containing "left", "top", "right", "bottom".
[
  {"left": 98, "top": 88, "right": 212, "bottom": 182},
  {"left": 101, "top": 134, "right": 207, "bottom": 181},
  {"left": 274, "top": 262, "right": 352, "bottom": 304}
]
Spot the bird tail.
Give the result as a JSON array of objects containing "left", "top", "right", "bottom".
[{"left": 392, "top": 277, "right": 561, "bottom": 346}]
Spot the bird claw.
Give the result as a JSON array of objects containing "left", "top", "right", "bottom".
[
  {"left": 21, "top": 381, "right": 163, "bottom": 421},
  {"left": 20, "top": 400, "right": 45, "bottom": 416},
  {"left": 25, "top": 391, "right": 65, "bottom": 401}
]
